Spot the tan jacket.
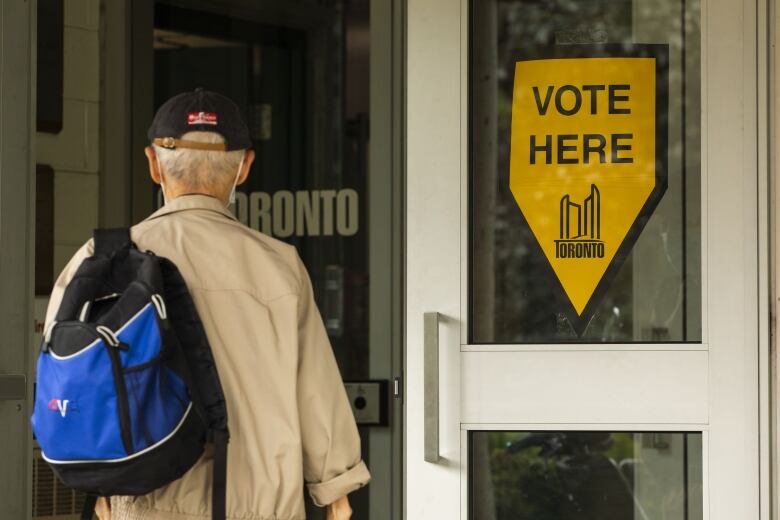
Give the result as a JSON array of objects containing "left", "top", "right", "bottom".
[{"left": 45, "top": 194, "right": 370, "bottom": 520}]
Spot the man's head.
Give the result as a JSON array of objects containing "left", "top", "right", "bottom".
[{"left": 145, "top": 89, "right": 256, "bottom": 204}]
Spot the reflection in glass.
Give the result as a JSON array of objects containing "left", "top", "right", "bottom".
[
  {"left": 470, "top": 431, "right": 702, "bottom": 520},
  {"left": 470, "top": 0, "right": 701, "bottom": 342}
]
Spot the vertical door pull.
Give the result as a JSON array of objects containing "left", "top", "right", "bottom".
[{"left": 424, "top": 312, "right": 440, "bottom": 462}]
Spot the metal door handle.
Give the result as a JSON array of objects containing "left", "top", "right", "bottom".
[{"left": 424, "top": 312, "right": 439, "bottom": 462}]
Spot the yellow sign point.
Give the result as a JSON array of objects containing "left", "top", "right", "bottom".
[{"left": 508, "top": 46, "right": 668, "bottom": 334}]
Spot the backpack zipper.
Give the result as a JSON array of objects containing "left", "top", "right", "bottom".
[
  {"left": 49, "top": 321, "right": 134, "bottom": 455},
  {"left": 93, "top": 325, "right": 134, "bottom": 454},
  {"left": 104, "top": 339, "right": 134, "bottom": 455}
]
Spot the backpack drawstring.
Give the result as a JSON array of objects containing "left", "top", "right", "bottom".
[
  {"left": 151, "top": 294, "right": 168, "bottom": 320},
  {"left": 95, "top": 325, "right": 121, "bottom": 348}
]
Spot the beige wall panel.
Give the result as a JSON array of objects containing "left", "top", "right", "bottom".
[
  {"left": 64, "top": 0, "right": 100, "bottom": 31},
  {"left": 54, "top": 171, "right": 98, "bottom": 246},
  {"left": 0, "top": 0, "right": 34, "bottom": 515},
  {"left": 63, "top": 26, "right": 100, "bottom": 102},
  {"left": 37, "top": 98, "right": 99, "bottom": 172}
]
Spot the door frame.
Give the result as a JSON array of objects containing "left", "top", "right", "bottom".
[
  {"left": 0, "top": 0, "right": 36, "bottom": 518},
  {"left": 404, "top": 0, "right": 772, "bottom": 518}
]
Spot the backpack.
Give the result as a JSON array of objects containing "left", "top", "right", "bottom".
[{"left": 30, "top": 228, "right": 230, "bottom": 520}]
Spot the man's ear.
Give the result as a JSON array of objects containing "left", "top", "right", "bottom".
[
  {"left": 236, "top": 149, "right": 255, "bottom": 186},
  {"left": 145, "top": 146, "right": 162, "bottom": 185}
]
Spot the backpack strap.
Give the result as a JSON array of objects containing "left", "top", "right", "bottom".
[
  {"left": 93, "top": 228, "right": 132, "bottom": 257},
  {"left": 211, "top": 429, "right": 229, "bottom": 520},
  {"left": 80, "top": 495, "right": 97, "bottom": 520}
]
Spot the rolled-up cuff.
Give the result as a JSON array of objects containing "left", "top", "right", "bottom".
[{"left": 306, "top": 460, "right": 372, "bottom": 507}]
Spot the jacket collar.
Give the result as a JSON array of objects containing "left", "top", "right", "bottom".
[{"left": 144, "top": 193, "right": 238, "bottom": 222}]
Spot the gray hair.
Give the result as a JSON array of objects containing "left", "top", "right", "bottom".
[{"left": 152, "top": 131, "right": 245, "bottom": 190}]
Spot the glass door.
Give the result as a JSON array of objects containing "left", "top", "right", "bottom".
[
  {"left": 406, "top": 0, "right": 764, "bottom": 518},
  {"left": 130, "top": 1, "right": 403, "bottom": 518}
]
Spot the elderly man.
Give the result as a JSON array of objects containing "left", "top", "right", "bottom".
[{"left": 46, "top": 89, "right": 370, "bottom": 520}]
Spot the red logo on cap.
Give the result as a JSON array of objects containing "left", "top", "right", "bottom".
[{"left": 187, "top": 112, "right": 218, "bottom": 125}]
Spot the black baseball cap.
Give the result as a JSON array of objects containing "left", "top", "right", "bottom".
[{"left": 147, "top": 88, "right": 252, "bottom": 151}]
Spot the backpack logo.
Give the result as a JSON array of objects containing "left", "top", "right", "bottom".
[{"left": 48, "top": 398, "right": 76, "bottom": 417}]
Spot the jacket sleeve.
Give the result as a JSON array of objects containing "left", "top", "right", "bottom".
[
  {"left": 44, "top": 240, "right": 94, "bottom": 326},
  {"left": 295, "top": 254, "right": 371, "bottom": 507}
]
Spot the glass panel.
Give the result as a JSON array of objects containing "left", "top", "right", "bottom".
[
  {"left": 470, "top": 0, "right": 701, "bottom": 343},
  {"left": 152, "top": 2, "right": 382, "bottom": 517},
  {"left": 470, "top": 431, "right": 703, "bottom": 520}
]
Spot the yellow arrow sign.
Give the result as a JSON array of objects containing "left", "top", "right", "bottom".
[{"left": 509, "top": 46, "right": 668, "bottom": 335}]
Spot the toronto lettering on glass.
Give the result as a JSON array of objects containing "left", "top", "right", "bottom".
[
  {"left": 233, "top": 189, "right": 360, "bottom": 238},
  {"left": 156, "top": 189, "right": 360, "bottom": 238}
]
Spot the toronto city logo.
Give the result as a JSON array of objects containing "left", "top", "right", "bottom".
[{"left": 555, "top": 184, "right": 605, "bottom": 259}]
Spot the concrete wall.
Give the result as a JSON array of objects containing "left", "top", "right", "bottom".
[{"left": 37, "top": 0, "right": 101, "bottom": 276}]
